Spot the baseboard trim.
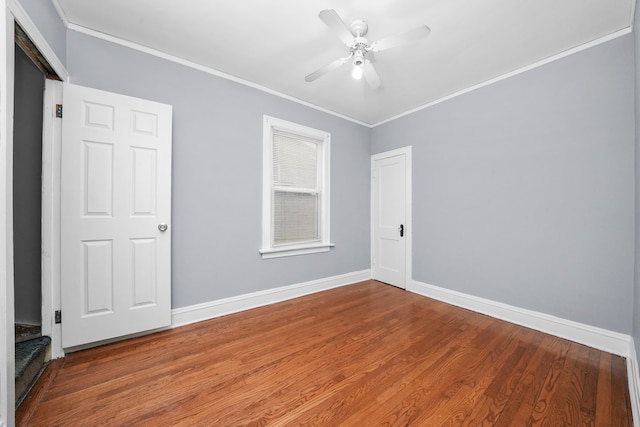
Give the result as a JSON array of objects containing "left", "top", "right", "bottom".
[
  {"left": 408, "top": 280, "right": 631, "bottom": 357},
  {"left": 171, "top": 269, "right": 372, "bottom": 328},
  {"left": 628, "top": 339, "right": 640, "bottom": 427}
]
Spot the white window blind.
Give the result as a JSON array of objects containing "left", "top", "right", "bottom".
[
  {"left": 272, "top": 130, "right": 320, "bottom": 245},
  {"left": 261, "top": 116, "right": 332, "bottom": 258}
]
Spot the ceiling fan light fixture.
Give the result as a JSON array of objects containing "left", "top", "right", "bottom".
[
  {"left": 352, "top": 50, "right": 365, "bottom": 80},
  {"left": 352, "top": 64, "right": 363, "bottom": 80}
]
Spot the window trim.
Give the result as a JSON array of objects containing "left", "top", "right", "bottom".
[{"left": 260, "top": 116, "right": 333, "bottom": 259}]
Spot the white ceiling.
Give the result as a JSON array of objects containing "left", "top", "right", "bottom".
[{"left": 54, "top": 0, "right": 634, "bottom": 126}]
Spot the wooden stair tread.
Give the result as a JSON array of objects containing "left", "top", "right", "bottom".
[{"left": 15, "top": 336, "right": 51, "bottom": 409}]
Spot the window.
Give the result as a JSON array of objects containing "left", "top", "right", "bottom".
[{"left": 260, "top": 116, "right": 332, "bottom": 259}]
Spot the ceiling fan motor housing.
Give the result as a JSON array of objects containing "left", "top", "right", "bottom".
[
  {"left": 353, "top": 50, "right": 365, "bottom": 66},
  {"left": 350, "top": 19, "right": 368, "bottom": 37},
  {"left": 351, "top": 35, "right": 371, "bottom": 67},
  {"left": 350, "top": 19, "right": 370, "bottom": 67}
]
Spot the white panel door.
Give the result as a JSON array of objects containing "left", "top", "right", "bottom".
[
  {"left": 372, "top": 148, "right": 411, "bottom": 288},
  {"left": 61, "top": 83, "right": 172, "bottom": 348}
]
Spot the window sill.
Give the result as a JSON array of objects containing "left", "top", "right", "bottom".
[{"left": 259, "top": 243, "right": 335, "bottom": 259}]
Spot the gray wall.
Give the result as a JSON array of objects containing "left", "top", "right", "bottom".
[
  {"left": 66, "top": 31, "right": 371, "bottom": 309},
  {"left": 16, "top": 0, "right": 66, "bottom": 66},
  {"left": 372, "top": 35, "right": 635, "bottom": 334},
  {"left": 13, "top": 46, "right": 44, "bottom": 325}
]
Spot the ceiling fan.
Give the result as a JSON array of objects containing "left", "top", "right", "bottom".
[{"left": 305, "top": 9, "right": 431, "bottom": 90}]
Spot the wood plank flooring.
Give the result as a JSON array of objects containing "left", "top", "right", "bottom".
[{"left": 17, "top": 280, "right": 633, "bottom": 426}]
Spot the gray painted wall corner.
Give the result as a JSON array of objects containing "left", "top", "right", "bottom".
[{"left": 373, "top": 34, "right": 635, "bottom": 334}]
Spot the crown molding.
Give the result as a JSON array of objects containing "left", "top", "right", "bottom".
[
  {"left": 67, "top": 23, "right": 372, "bottom": 128},
  {"left": 372, "top": 27, "right": 633, "bottom": 127}
]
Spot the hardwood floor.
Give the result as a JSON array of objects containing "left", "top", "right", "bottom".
[{"left": 17, "top": 280, "right": 633, "bottom": 426}]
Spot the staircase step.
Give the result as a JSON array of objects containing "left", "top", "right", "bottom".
[
  {"left": 15, "top": 336, "right": 51, "bottom": 408},
  {"left": 15, "top": 323, "right": 41, "bottom": 344}
]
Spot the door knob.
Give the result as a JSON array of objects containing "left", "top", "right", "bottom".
[
  {"left": 158, "top": 223, "right": 168, "bottom": 232},
  {"left": 399, "top": 224, "right": 404, "bottom": 237}
]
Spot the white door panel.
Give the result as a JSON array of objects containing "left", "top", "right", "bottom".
[
  {"left": 61, "top": 83, "right": 172, "bottom": 348},
  {"left": 372, "top": 148, "right": 411, "bottom": 288}
]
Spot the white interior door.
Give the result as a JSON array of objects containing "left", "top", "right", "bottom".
[
  {"left": 372, "top": 147, "right": 412, "bottom": 289},
  {"left": 61, "top": 83, "right": 172, "bottom": 348}
]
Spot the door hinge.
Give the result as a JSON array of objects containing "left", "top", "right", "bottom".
[
  {"left": 55, "top": 104, "right": 63, "bottom": 118},
  {"left": 55, "top": 310, "right": 62, "bottom": 324}
]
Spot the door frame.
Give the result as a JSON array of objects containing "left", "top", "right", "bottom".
[
  {"left": 10, "top": 0, "right": 69, "bottom": 361},
  {"left": 41, "top": 79, "right": 63, "bottom": 358},
  {"left": 1, "top": 3, "right": 16, "bottom": 423},
  {"left": 370, "top": 146, "right": 413, "bottom": 289},
  {"left": 1, "top": 4, "right": 69, "bottom": 422}
]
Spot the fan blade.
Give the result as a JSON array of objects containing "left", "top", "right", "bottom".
[
  {"left": 318, "top": 9, "right": 355, "bottom": 46},
  {"left": 371, "top": 25, "right": 431, "bottom": 52},
  {"left": 305, "top": 55, "right": 352, "bottom": 82},
  {"left": 363, "top": 60, "right": 381, "bottom": 90}
]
